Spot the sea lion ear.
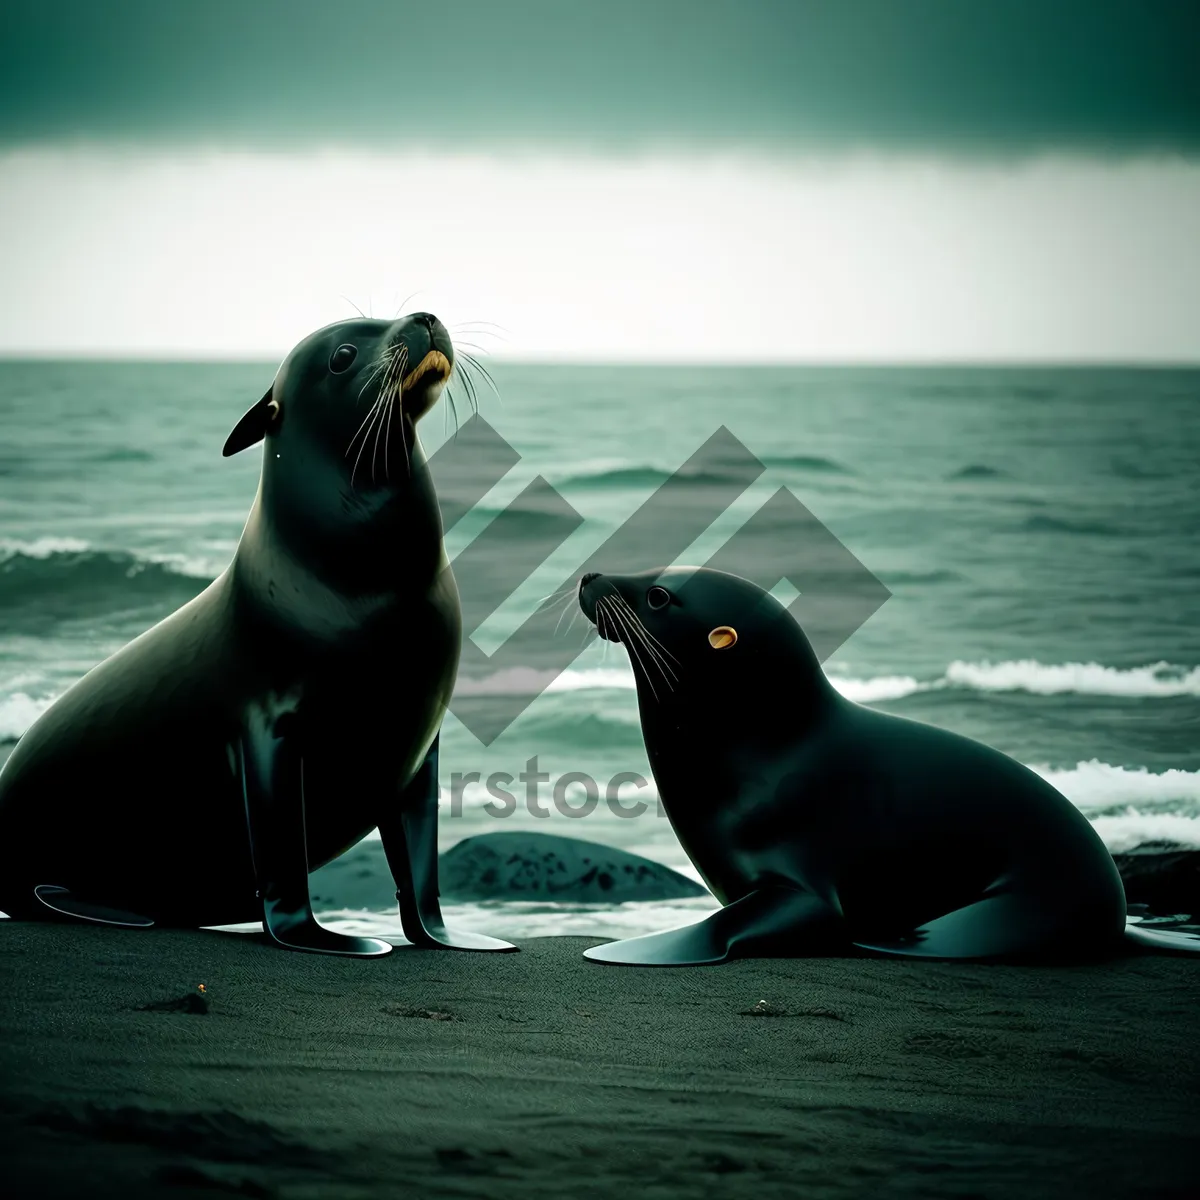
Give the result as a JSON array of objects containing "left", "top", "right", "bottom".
[
  {"left": 708, "top": 626, "right": 738, "bottom": 649},
  {"left": 222, "top": 387, "right": 278, "bottom": 457}
]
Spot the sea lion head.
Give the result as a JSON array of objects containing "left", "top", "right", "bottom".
[
  {"left": 222, "top": 312, "right": 458, "bottom": 585},
  {"left": 578, "top": 566, "right": 828, "bottom": 717},
  {"left": 223, "top": 311, "right": 454, "bottom": 478}
]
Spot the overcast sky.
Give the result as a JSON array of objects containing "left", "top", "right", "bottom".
[{"left": 1, "top": 0, "right": 1197, "bottom": 360}]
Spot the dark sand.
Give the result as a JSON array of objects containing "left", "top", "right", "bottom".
[{"left": 0, "top": 924, "right": 1197, "bottom": 1199}]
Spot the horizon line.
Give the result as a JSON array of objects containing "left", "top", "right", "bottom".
[{"left": 1, "top": 352, "right": 1198, "bottom": 370}]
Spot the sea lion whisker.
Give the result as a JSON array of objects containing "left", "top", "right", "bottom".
[
  {"left": 450, "top": 319, "right": 509, "bottom": 336},
  {"left": 352, "top": 355, "right": 389, "bottom": 414},
  {"left": 461, "top": 353, "right": 500, "bottom": 402},
  {"left": 375, "top": 385, "right": 393, "bottom": 483},
  {"left": 635, "top": 620, "right": 681, "bottom": 669},
  {"left": 351, "top": 351, "right": 399, "bottom": 486},
  {"left": 353, "top": 357, "right": 390, "bottom": 412},
  {"left": 348, "top": 394, "right": 386, "bottom": 483},
  {"left": 612, "top": 596, "right": 676, "bottom": 688},
  {"left": 347, "top": 356, "right": 394, "bottom": 456},
  {"left": 392, "top": 387, "right": 411, "bottom": 481},
  {"left": 370, "top": 370, "right": 395, "bottom": 484},
  {"left": 353, "top": 396, "right": 386, "bottom": 488},
  {"left": 340, "top": 295, "right": 367, "bottom": 318},
  {"left": 535, "top": 586, "right": 576, "bottom": 615},
  {"left": 535, "top": 584, "right": 575, "bottom": 608},
  {"left": 609, "top": 593, "right": 674, "bottom": 664},
  {"left": 596, "top": 596, "right": 614, "bottom": 643},
  {"left": 596, "top": 601, "right": 616, "bottom": 663},
  {"left": 385, "top": 347, "right": 409, "bottom": 477},
  {"left": 459, "top": 365, "right": 480, "bottom": 415},
  {"left": 551, "top": 591, "right": 581, "bottom": 636},
  {"left": 393, "top": 290, "right": 421, "bottom": 319},
  {"left": 564, "top": 597, "right": 588, "bottom": 639},
  {"left": 443, "top": 386, "right": 465, "bottom": 437},
  {"left": 615, "top": 596, "right": 680, "bottom": 675},
  {"left": 573, "top": 603, "right": 588, "bottom": 636},
  {"left": 388, "top": 346, "right": 412, "bottom": 478},
  {"left": 453, "top": 361, "right": 480, "bottom": 416},
  {"left": 608, "top": 602, "right": 660, "bottom": 704},
  {"left": 612, "top": 596, "right": 674, "bottom": 692},
  {"left": 613, "top": 594, "right": 680, "bottom": 669},
  {"left": 454, "top": 341, "right": 503, "bottom": 366}
]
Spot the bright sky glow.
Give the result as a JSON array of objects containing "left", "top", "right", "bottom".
[{"left": 1, "top": 148, "right": 1198, "bottom": 362}]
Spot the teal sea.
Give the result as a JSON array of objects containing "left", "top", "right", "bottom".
[{"left": 1, "top": 362, "right": 1198, "bottom": 937}]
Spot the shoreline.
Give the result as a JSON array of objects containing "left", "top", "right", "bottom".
[{"left": 1, "top": 923, "right": 1197, "bottom": 1198}]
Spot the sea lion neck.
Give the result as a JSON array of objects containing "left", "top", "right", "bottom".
[{"left": 229, "top": 461, "right": 450, "bottom": 645}]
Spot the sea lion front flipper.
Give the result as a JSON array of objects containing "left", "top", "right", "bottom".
[
  {"left": 583, "top": 886, "right": 841, "bottom": 966},
  {"left": 32, "top": 885, "right": 155, "bottom": 928},
  {"left": 239, "top": 720, "right": 392, "bottom": 958},
  {"left": 380, "top": 735, "right": 517, "bottom": 952}
]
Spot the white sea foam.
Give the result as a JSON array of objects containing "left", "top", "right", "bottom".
[
  {"left": 944, "top": 659, "right": 1200, "bottom": 697},
  {"left": 0, "top": 536, "right": 91, "bottom": 559},
  {"left": 1028, "top": 760, "right": 1200, "bottom": 809},
  {"left": 829, "top": 674, "right": 924, "bottom": 702},
  {"left": 460, "top": 660, "right": 1200, "bottom": 702},
  {"left": 832, "top": 659, "right": 1200, "bottom": 701},
  {"left": 0, "top": 692, "right": 55, "bottom": 741},
  {"left": 139, "top": 549, "right": 223, "bottom": 579},
  {"left": 1088, "top": 813, "right": 1200, "bottom": 853},
  {"left": 310, "top": 897, "right": 721, "bottom": 941}
]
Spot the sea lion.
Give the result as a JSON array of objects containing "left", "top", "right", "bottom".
[
  {"left": 0, "top": 313, "right": 515, "bottom": 958},
  {"left": 576, "top": 567, "right": 1196, "bottom": 964}
]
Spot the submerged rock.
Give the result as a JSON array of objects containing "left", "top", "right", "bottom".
[
  {"left": 308, "top": 831, "right": 708, "bottom": 910},
  {"left": 438, "top": 832, "right": 709, "bottom": 902}
]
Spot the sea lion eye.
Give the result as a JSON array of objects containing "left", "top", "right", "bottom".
[
  {"left": 708, "top": 626, "right": 737, "bottom": 649},
  {"left": 329, "top": 344, "right": 358, "bottom": 373},
  {"left": 647, "top": 586, "right": 671, "bottom": 610}
]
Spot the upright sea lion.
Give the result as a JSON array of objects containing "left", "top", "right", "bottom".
[
  {"left": 576, "top": 567, "right": 1196, "bottom": 965},
  {"left": 0, "top": 313, "right": 515, "bottom": 958}
]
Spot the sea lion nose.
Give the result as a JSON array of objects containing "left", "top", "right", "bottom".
[
  {"left": 580, "top": 572, "right": 601, "bottom": 588},
  {"left": 412, "top": 312, "right": 436, "bottom": 330}
]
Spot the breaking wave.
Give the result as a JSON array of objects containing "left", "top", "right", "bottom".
[
  {"left": 0, "top": 538, "right": 219, "bottom": 618},
  {"left": 941, "top": 659, "right": 1200, "bottom": 698},
  {"left": 456, "top": 660, "right": 1200, "bottom": 703}
]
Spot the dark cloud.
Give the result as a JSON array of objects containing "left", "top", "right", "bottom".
[{"left": 1, "top": 0, "right": 1197, "bottom": 155}]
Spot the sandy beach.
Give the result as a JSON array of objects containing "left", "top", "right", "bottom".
[{"left": 1, "top": 923, "right": 1196, "bottom": 1199}]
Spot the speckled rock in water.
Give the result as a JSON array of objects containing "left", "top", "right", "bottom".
[{"left": 438, "top": 832, "right": 709, "bottom": 902}]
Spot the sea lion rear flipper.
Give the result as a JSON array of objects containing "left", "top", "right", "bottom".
[
  {"left": 583, "top": 886, "right": 841, "bottom": 966},
  {"left": 380, "top": 735, "right": 517, "bottom": 952},
  {"left": 32, "top": 885, "right": 155, "bottom": 928},
  {"left": 239, "top": 721, "right": 392, "bottom": 958},
  {"left": 1124, "top": 915, "right": 1200, "bottom": 954},
  {"left": 851, "top": 892, "right": 1060, "bottom": 960}
]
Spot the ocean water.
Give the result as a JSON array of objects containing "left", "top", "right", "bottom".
[{"left": 1, "top": 361, "right": 1198, "bottom": 939}]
